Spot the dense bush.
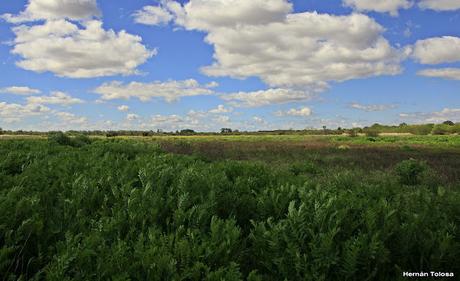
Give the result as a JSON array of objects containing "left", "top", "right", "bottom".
[
  {"left": 48, "top": 132, "right": 92, "bottom": 147},
  {"left": 394, "top": 159, "right": 428, "bottom": 185},
  {"left": 0, "top": 140, "right": 459, "bottom": 280}
]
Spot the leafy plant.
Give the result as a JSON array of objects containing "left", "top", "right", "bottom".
[{"left": 394, "top": 159, "right": 428, "bottom": 185}]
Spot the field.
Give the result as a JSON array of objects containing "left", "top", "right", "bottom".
[{"left": 1, "top": 135, "right": 459, "bottom": 280}]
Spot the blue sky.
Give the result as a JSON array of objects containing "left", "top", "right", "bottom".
[{"left": 0, "top": 0, "right": 459, "bottom": 131}]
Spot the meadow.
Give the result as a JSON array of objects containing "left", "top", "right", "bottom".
[{"left": 0, "top": 134, "right": 459, "bottom": 280}]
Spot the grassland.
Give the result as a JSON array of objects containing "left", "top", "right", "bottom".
[{"left": 0, "top": 135, "right": 459, "bottom": 280}]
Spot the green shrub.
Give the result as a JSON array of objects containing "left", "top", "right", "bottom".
[
  {"left": 48, "top": 131, "right": 72, "bottom": 146},
  {"left": 365, "top": 130, "right": 379, "bottom": 137},
  {"left": 72, "top": 134, "right": 92, "bottom": 147},
  {"left": 394, "top": 159, "right": 428, "bottom": 185}
]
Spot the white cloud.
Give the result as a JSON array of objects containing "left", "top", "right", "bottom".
[
  {"left": 117, "top": 105, "right": 130, "bottom": 112},
  {"left": 94, "top": 79, "right": 215, "bottom": 102},
  {"left": 252, "top": 116, "right": 266, "bottom": 124},
  {"left": 133, "top": 5, "right": 173, "bottom": 25},
  {"left": 275, "top": 107, "right": 312, "bottom": 117},
  {"left": 10, "top": 20, "right": 154, "bottom": 78},
  {"left": 417, "top": 68, "right": 460, "bottom": 80},
  {"left": 418, "top": 0, "right": 460, "bottom": 11},
  {"left": 208, "top": 104, "right": 233, "bottom": 114},
  {"left": 400, "top": 108, "right": 460, "bottom": 123},
  {"left": 152, "top": 1, "right": 403, "bottom": 89},
  {"left": 350, "top": 103, "right": 397, "bottom": 112},
  {"left": 162, "top": 0, "right": 293, "bottom": 30},
  {"left": 55, "top": 111, "right": 87, "bottom": 125},
  {"left": 0, "top": 101, "right": 50, "bottom": 123},
  {"left": 343, "top": 0, "right": 413, "bottom": 16},
  {"left": 27, "top": 91, "right": 84, "bottom": 106},
  {"left": 1, "top": 0, "right": 100, "bottom": 23},
  {"left": 221, "top": 88, "right": 315, "bottom": 107},
  {"left": 412, "top": 36, "right": 460, "bottom": 64},
  {"left": 0, "top": 86, "right": 41, "bottom": 95},
  {"left": 151, "top": 114, "right": 184, "bottom": 127},
  {"left": 214, "top": 115, "right": 231, "bottom": 124},
  {"left": 126, "top": 113, "right": 140, "bottom": 121}
]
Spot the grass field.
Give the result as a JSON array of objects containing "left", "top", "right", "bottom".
[{"left": 1, "top": 135, "right": 459, "bottom": 280}]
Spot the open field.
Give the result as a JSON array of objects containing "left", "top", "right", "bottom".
[{"left": 1, "top": 135, "right": 459, "bottom": 280}]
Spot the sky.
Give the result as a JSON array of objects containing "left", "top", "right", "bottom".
[{"left": 0, "top": 0, "right": 459, "bottom": 132}]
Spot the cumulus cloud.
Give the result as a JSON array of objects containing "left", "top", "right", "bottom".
[
  {"left": 168, "top": 0, "right": 293, "bottom": 30},
  {"left": 400, "top": 108, "right": 460, "bottom": 123},
  {"left": 27, "top": 91, "right": 83, "bottom": 106},
  {"left": 418, "top": 0, "right": 460, "bottom": 11},
  {"left": 343, "top": 0, "right": 413, "bottom": 16},
  {"left": 275, "top": 107, "right": 312, "bottom": 117},
  {"left": 412, "top": 36, "right": 460, "bottom": 64},
  {"left": 117, "top": 105, "right": 130, "bottom": 112},
  {"left": 10, "top": 20, "right": 154, "bottom": 78},
  {"left": 143, "top": 0, "right": 403, "bottom": 89},
  {"left": 94, "top": 79, "right": 216, "bottom": 102},
  {"left": 221, "top": 88, "right": 315, "bottom": 107},
  {"left": 133, "top": 5, "right": 174, "bottom": 25},
  {"left": 350, "top": 103, "right": 397, "bottom": 111},
  {"left": 1, "top": 0, "right": 100, "bottom": 23},
  {"left": 55, "top": 111, "right": 87, "bottom": 125},
  {"left": 126, "top": 113, "right": 140, "bottom": 121},
  {"left": 0, "top": 86, "right": 41, "bottom": 95},
  {"left": 0, "top": 101, "right": 50, "bottom": 123},
  {"left": 417, "top": 68, "right": 460, "bottom": 80},
  {"left": 208, "top": 104, "right": 233, "bottom": 114}
]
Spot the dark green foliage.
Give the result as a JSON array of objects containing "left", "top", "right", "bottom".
[
  {"left": 48, "top": 131, "right": 72, "bottom": 146},
  {"left": 394, "top": 159, "right": 428, "bottom": 185},
  {"left": 48, "top": 132, "right": 91, "bottom": 147},
  {"left": 0, "top": 140, "right": 459, "bottom": 280}
]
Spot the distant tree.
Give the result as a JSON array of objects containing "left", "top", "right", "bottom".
[
  {"left": 322, "top": 126, "right": 327, "bottom": 131},
  {"left": 180, "top": 129, "right": 195, "bottom": 135},
  {"left": 0, "top": 127, "right": 3, "bottom": 135},
  {"left": 399, "top": 123, "right": 408, "bottom": 127},
  {"left": 443, "top": 120, "right": 454, "bottom": 126},
  {"left": 221, "top": 128, "right": 233, "bottom": 134}
]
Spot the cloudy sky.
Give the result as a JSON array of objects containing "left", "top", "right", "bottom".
[{"left": 0, "top": 0, "right": 459, "bottom": 131}]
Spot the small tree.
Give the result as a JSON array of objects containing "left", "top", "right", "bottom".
[
  {"left": 221, "top": 128, "right": 232, "bottom": 134},
  {"left": 443, "top": 120, "right": 454, "bottom": 126}
]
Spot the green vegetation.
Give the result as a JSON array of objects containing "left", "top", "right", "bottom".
[{"left": 1, "top": 136, "right": 459, "bottom": 280}]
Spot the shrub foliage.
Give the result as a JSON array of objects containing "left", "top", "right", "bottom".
[{"left": 0, "top": 140, "right": 459, "bottom": 280}]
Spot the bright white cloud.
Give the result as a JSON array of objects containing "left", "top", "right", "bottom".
[
  {"left": 400, "top": 108, "right": 460, "bottom": 123},
  {"left": 412, "top": 36, "right": 460, "bottom": 64},
  {"left": 27, "top": 91, "right": 84, "bottom": 106},
  {"left": 275, "top": 107, "right": 312, "bottom": 117},
  {"left": 126, "top": 113, "right": 140, "bottom": 121},
  {"left": 350, "top": 103, "right": 397, "bottom": 112},
  {"left": 0, "top": 86, "right": 41, "bottom": 95},
  {"left": 1, "top": 0, "right": 100, "bottom": 23},
  {"left": 133, "top": 5, "right": 174, "bottom": 25},
  {"left": 55, "top": 111, "right": 87, "bottom": 125},
  {"left": 151, "top": 1, "right": 403, "bottom": 89},
  {"left": 10, "top": 20, "right": 154, "bottom": 78},
  {"left": 208, "top": 104, "right": 233, "bottom": 114},
  {"left": 343, "top": 0, "right": 413, "bottom": 16},
  {"left": 117, "top": 105, "right": 130, "bottom": 112},
  {"left": 0, "top": 102, "right": 50, "bottom": 123},
  {"left": 165, "top": 0, "right": 293, "bottom": 30},
  {"left": 417, "top": 68, "right": 460, "bottom": 80},
  {"left": 418, "top": 0, "right": 460, "bottom": 11},
  {"left": 94, "top": 79, "right": 216, "bottom": 102},
  {"left": 221, "top": 88, "right": 315, "bottom": 107}
]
